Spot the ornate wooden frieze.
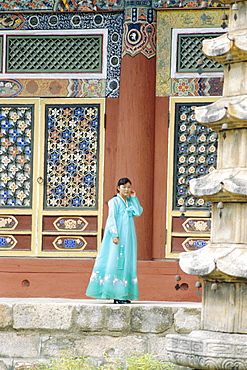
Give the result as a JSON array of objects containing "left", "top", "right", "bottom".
[
  {"left": 122, "top": 4, "right": 156, "bottom": 59},
  {"left": 0, "top": 0, "right": 124, "bottom": 11},
  {"left": 0, "top": 12, "right": 123, "bottom": 98},
  {"left": 156, "top": 8, "right": 227, "bottom": 97}
]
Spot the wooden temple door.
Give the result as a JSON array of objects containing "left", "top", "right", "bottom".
[
  {"left": 166, "top": 97, "right": 218, "bottom": 258},
  {"left": 0, "top": 98, "right": 105, "bottom": 258}
]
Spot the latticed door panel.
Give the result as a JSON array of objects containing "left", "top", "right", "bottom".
[
  {"left": 0, "top": 99, "right": 38, "bottom": 255},
  {"left": 40, "top": 100, "right": 104, "bottom": 257},
  {"left": 0, "top": 105, "right": 34, "bottom": 208},
  {"left": 173, "top": 103, "right": 217, "bottom": 210},
  {"left": 0, "top": 98, "right": 104, "bottom": 257},
  {"left": 44, "top": 105, "right": 100, "bottom": 209},
  {"left": 166, "top": 98, "right": 218, "bottom": 258}
]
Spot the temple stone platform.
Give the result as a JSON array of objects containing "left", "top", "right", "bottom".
[{"left": 0, "top": 298, "right": 201, "bottom": 370}]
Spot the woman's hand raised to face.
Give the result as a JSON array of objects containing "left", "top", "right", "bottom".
[{"left": 130, "top": 190, "right": 136, "bottom": 197}]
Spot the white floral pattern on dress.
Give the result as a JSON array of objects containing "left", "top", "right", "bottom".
[
  {"left": 90, "top": 271, "right": 138, "bottom": 287},
  {"left": 110, "top": 225, "right": 117, "bottom": 234},
  {"left": 132, "top": 277, "right": 138, "bottom": 284}
]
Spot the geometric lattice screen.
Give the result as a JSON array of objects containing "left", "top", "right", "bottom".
[
  {"left": 177, "top": 34, "right": 223, "bottom": 73},
  {"left": 173, "top": 102, "right": 218, "bottom": 210},
  {"left": 45, "top": 104, "right": 100, "bottom": 209},
  {"left": 166, "top": 99, "right": 218, "bottom": 258},
  {"left": 0, "top": 105, "right": 33, "bottom": 208},
  {"left": 0, "top": 99, "right": 104, "bottom": 257},
  {"left": 7, "top": 35, "right": 102, "bottom": 73}
]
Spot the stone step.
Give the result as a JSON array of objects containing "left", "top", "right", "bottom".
[{"left": 0, "top": 298, "right": 201, "bottom": 370}]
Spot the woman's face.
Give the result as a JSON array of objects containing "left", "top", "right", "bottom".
[{"left": 118, "top": 182, "right": 131, "bottom": 199}]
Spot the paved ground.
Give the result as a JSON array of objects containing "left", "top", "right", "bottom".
[{"left": 0, "top": 297, "right": 201, "bottom": 306}]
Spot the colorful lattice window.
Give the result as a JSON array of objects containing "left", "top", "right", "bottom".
[
  {"left": 0, "top": 98, "right": 104, "bottom": 258},
  {"left": 177, "top": 33, "right": 223, "bottom": 73},
  {"left": 44, "top": 104, "right": 100, "bottom": 210},
  {"left": 0, "top": 105, "right": 33, "bottom": 208},
  {"left": 173, "top": 102, "right": 217, "bottom": 210},
  {"left": 6, "top": 35, "right": 102, "bottom": 73},
  {"left": 166, "top": 98, "right": 219, "bottom": 258}
]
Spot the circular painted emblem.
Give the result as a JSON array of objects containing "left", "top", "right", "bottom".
[
  {"left": 71, "top": 15, "right": 81, "bottom": 26},
  {"left": 49, "top": 15, "right": 59, "bottom": 26},
  {"left": 110, "top": 56, "right": 119, "bottom": 67},
  {"left": 29, "top": 15, "right": 39, "bottom": 27},
  {"left": 94, "top": 14, "right": 103, "bottom": 26},
  {"left": 111, "top": 32, "right": 120, "bottom": 43},
  {"left": 108, "top": 79, "right": 119, "bottom": 91},
  {"left": 127, "top": 29, "right": 141, "bottom": 45}
]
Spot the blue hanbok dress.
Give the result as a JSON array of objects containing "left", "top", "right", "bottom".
[{"left": 86, "top": 194, "right": 143, "bottom": 301}]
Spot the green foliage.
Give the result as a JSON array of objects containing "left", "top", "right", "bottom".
[
  {"left": 126, "top": 353, "right": 173, "bottom": 370},
  {"left": 99, "top": 354, "right": 124, "bottom": 370},
  {"left": 29, "top": 351, "right": 174, "bottom": 370},
  {"left": 29, "top": 351, "right": 95, "bottom": 370}
]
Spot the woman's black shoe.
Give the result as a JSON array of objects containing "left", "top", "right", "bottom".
[{"left": 114, "top": 299, "right": 131, "bottom": 304}]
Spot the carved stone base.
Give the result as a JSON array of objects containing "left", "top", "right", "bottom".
[{"left": 166, "top": 330, "right": 247, "bottom": 369}]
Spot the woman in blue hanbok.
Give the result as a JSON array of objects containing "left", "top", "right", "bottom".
[{"left": 86, "top": 178, "right": 143, "bottom": 304}]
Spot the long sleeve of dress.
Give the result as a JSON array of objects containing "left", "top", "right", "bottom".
[
  {"left": 127, "top": 196, "right": 143, "bottom": 217},
  {"left": 105, "top": 197, "right": 119, "bottom": 238}
]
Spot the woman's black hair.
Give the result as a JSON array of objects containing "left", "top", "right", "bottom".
[{"left": 116, "top": 177, "right": 132, "bottom": 193}]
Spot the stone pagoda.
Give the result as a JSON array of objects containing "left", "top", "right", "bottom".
[{"left": 166, "top": 1, "right": 247, "bottom": 369}]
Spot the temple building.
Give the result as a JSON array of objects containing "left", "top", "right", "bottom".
[{"left": 0, "top": 0, "right": 227, "bottom": 301}]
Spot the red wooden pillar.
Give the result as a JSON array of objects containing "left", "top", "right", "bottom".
[{"left": 115, "top": 54, "right": 156, "bottom": 260}]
